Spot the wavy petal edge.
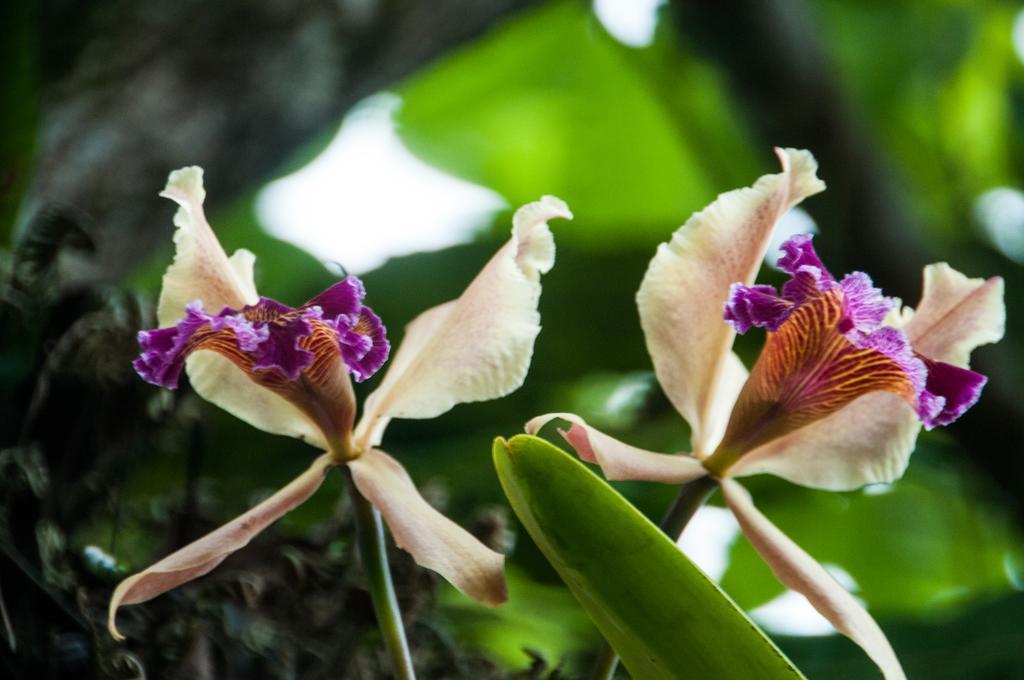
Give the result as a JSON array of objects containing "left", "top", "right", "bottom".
[
  {"left": 637, "top": 148, "right": 825, "bottom": 456},
  {"left": 355, "top": 197, "right": 571, "bottom": 446}
]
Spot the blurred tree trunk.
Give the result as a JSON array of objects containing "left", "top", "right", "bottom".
[
  {"left": 670, "top": 0, "right": 1024, "bottom": 523},
  {"left": 19, "top": 0, "right": 538, "bottom": 287}
]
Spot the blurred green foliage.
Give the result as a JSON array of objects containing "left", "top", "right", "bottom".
[
  {"left": 398, "top": 1, "right": 759, "bottom": 247},
  {"left": 0, "top": 0, "right": 37, "bottom": 245}
]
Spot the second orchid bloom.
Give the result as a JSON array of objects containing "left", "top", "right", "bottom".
[
  {"left": 109, "top": 167, "right": 571, "bottom": 638},
  {"left": 529, "top": 148, "right": 1005, "bottom": 680}
]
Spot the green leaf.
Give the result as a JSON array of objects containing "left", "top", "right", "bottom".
[{"left": 493, "top": 434, "right": 804, "bottom": 680}]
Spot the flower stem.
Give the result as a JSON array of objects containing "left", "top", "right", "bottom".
[
  {"left": 658, "top": 474, "right": 718, "bottom": 539},
  {"left": 587, "top": 475, "right": 719, "bottom": 680},
  {"left": 589, "top": 643, "right": 620, "bottom": 680},
  {"left": 346, "top": 470, "right": 416, "bottom": 680}
]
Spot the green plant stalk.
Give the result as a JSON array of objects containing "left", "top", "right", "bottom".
[
  {"left": 347, "top": 470, "right": 416, "bottom": 680},
  {"left": 588, "top": 475, "right": 719, "bottom": 680}
]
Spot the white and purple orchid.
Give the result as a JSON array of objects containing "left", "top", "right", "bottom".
[
  {"left": 108, "top": 167, "right": 571, "bottom": 639},
  {"left": 528, "top": 148, "right": 1004, "bottom": 680}
]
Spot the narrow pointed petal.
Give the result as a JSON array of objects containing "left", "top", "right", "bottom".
[
  {"left": 904, "top": 264, "right": 1005, "bottom": 367},
  {"left": 348, "top": 449, "right": 507, "bottom": 606},
  {"left": 721, "top": 480, "right": 906, "bottom": 680},
  {"left": 108, "top": 454, "right": 333, "bottom": 640},
  {"left": 525, "top": 413, "right": 707, "bottom": 483},
  {"left": 637, "top": 149, "right": 825, "bottom": 456},
  {"left": 156, "top": 167, "right": 259, "bottom": 326},
  {"left": 355, "top": 197, "right": 570, "bottom": 445}
]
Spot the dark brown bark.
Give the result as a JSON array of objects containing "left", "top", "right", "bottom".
[{"left": 20, "top": 0, "right": 538, "bottom": 287}]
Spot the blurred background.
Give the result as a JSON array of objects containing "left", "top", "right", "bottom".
[{"left": 2, "top": 0, "right": 1023, "bottom": 677}]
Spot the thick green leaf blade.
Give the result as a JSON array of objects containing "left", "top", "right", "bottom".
[{"left": 493, "top": 434, "right": 804, "bottom": 680}]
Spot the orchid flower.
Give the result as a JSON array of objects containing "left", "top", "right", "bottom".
[
  {"left": 108, "top": 167, "right": 571, "bottom": 641},
  {"left": 528, "top": 148, "right": 1004, "bottom": 680}
]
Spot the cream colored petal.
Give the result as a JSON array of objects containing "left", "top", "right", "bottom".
[
  {"left": 156, "top": 170, "right": 325, "bottom": 445},
  {"left": 355, "top": 197, "right": 571, "bottom": 445},
  {"left": 354, "top": 301, "right": 455, "bottom": 449},
  {"left": 728, "top": 393, "right": 920, "bottom": 490},
  {"left": 348, "top": 449, "right": 507, "bottom": 606},
  {"left": 226, "top": 248, "right": 259, "bottom": 304},
  {"left": 903, "top": 264, "right": 1005, "bottom": 366},
  {"left": 156, "top": 167, "right": 259, "bottom": 326},
  {"left": 108, "top": 454, "right": 332, "bottom": 640},
  {"left": 525, "top": 413, "right": 707, "bottom": 484},
  {"left": 186, "top": 351, "right": 327, "bottom": 449},
  {"left": 722, "top": 480, "right": 906, "bottom": 680},
  {"left": 637, "top": 149, "right": 825, "bottom": 456},
  {"left": 697, "top": 351, "right": 749, "bottom": 458},
  {"left": 728, "top": 264, "right": 1004, "bottom": 491}
]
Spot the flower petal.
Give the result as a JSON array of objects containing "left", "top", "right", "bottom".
[
  {"left": 917, "top": 358, "right": 987, "bottom": 428},
  {"left": 700, "top": 350, "right": 749, "bottom": 459},
  {"left": 721, "top": 480, "right": 906, "bottom": 680},
  {"left": 340, "top": 307, "right": 390, "bottom": 382},
  {"left": 355, "top": 197, "right": 570, "bottom": 445},
  {"left": 153, "top": 299, "right": 355, "bottom": 451},
  {"left": 156, "top": 167, "right": 259, "bottom": 326},
  {"left": 637, "top": 148, "right": 824, "bottom": 456},
  {"left": 348, "top": 449, "right": 507, "bottom": 606},
  {"left": 227, "top": 248, "right": 259, "bottom": 303},
  {"left": 354, "top": 301, "right": 454, "bottom": 449},
  {"left": 305, "top": 276, "right": 365, "bottom": 319},
  {"left": 728, "top": 264, "right": 1004, "bottom": 490},
  {"left": 248, "top": 302, "right": 318, "bottom": 379},
  {"left": 838, "top": 272, "right": 897, "bottom": 333},
  {"left": 525, "top": 413, "right": 707, "bottom": 483},
  {"left": 134, "top": 302, "right": 221, "bottom": 388},
  {"left": 724, "top": 283, "right": 794, "bottom": 333},
  {"left": 903, "top": 264, "right": 1005, "bottom": 367},
  {"left": 304, "top": 276, "right": 391, "bottom": 382},
  {"left": 108, "top": 454, "right": 332, "bottom": 640},
  {"left": 709, "top": 290, "right": 922, "bottom": 473},
  {"left": 186, "top": 352, "right": 329, "bottom": 449},
  {"left": 776, "top": 233, "right": 831, "bottom": 281},
  {"left": 728, "top": 393, "right": 920, "bottom": 490}
]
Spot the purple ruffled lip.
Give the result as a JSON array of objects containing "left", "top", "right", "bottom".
[
  {"left": 134, "top": 276, "right": 390, "bottom": 390},
  {"left": 722, "top": 234, "right": 986, "bottom": 431}
]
